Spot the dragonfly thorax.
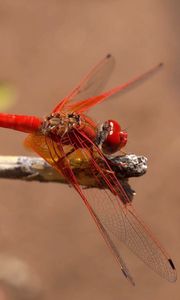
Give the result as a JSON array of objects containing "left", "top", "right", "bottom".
[{"left": 41, "top": 112, "right": 82, "bottom": 136}]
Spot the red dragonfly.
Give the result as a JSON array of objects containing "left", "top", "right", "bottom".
[{"left": 0, "top": 55, "right": 176, "bottom": 285}]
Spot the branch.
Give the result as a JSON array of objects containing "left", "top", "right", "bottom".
[
  {"left": 0, "top": 156, "right": 66, "bottom": 183},
  {"left": 0, "top": 154, "right": 147, "bottom": 200},
  {"left": 0, "top": 154, "right": 147, "bottom": 182}
]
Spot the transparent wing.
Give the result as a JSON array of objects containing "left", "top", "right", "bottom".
[
  {"left": 66, "top": 63, "right": 163, "bottom": 114},
  {"left": 25, "top": 131, "right": 177, "bottom": 285},
  {"left": 53, "top": 54, "right": 115, "bottom": 113},
  {"left": 53, "top": 58, "right": 162, "bottom": 115}
]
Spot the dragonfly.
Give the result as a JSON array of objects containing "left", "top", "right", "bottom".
[{"left": 0, "top": 54, "right": 176, "bottom": 285}]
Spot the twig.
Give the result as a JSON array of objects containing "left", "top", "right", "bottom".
[
  {"left": 0, "top": 154, "right": 147, "bottom": 200},
  {"left": 0, "top": 154, "right": 147, "bottom": 182}
]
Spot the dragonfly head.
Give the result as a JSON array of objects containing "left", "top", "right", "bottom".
[{"left": 97, "top": 120, "right": 128, "bottom": 155}]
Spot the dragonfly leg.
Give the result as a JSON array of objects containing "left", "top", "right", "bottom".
[{"left": 56, "top": 148, "right": 76, "bottom": 164}]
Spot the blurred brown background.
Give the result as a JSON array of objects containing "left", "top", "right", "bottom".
[{"left": 0, "top": 1, "right": 179, "bottom": 299}]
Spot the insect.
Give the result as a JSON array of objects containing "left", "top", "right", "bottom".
[{"left": 0, "top": 55, "right": 176, "bottom": 285}]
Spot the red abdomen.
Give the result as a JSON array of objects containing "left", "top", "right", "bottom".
[{"left": 0, "top": 114, "right": 42, "bottom": 133}]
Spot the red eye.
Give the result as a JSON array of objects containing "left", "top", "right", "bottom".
[
  {"left": 108, "top": 120, "right": 121, "bottom": 133},
  {"left": 101, "top": 120, "right": 127, "bottom": 154}
]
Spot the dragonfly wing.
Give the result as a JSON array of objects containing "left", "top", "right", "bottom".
[
  {"left": 67, "top": 63, "right": 163, "bottom": 114},
  {"left": 24, "top": 131, "right": 177, "bottom": 284},
  {"left": 69, "top": 130, "right": 177, "bottom": 283},
  {"left": 25, "top": 132, "right": 134, "bottom": 284},
  {"left": 53, "top": 54, "right": 115, "bottom": 113}
]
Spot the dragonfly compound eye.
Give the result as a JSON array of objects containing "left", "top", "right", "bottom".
[{"left": 99, "top": 120, "right": 127, "bottom": 154}]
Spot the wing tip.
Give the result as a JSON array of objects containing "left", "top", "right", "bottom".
[
  {"left": 168, "top": 258, "right": 176, "bottom": 270},
  {"left": 121, "top": 268, "right": 135, "bottom": 286},
  {"left": 159, "top": 62, "right": 164, "bottom": 68},
  {"left": 167, "top": 258, "right": 177, "bottom": 283},
  {"left": 106, "top": 53, "right": 112, "bottom": 59}
]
